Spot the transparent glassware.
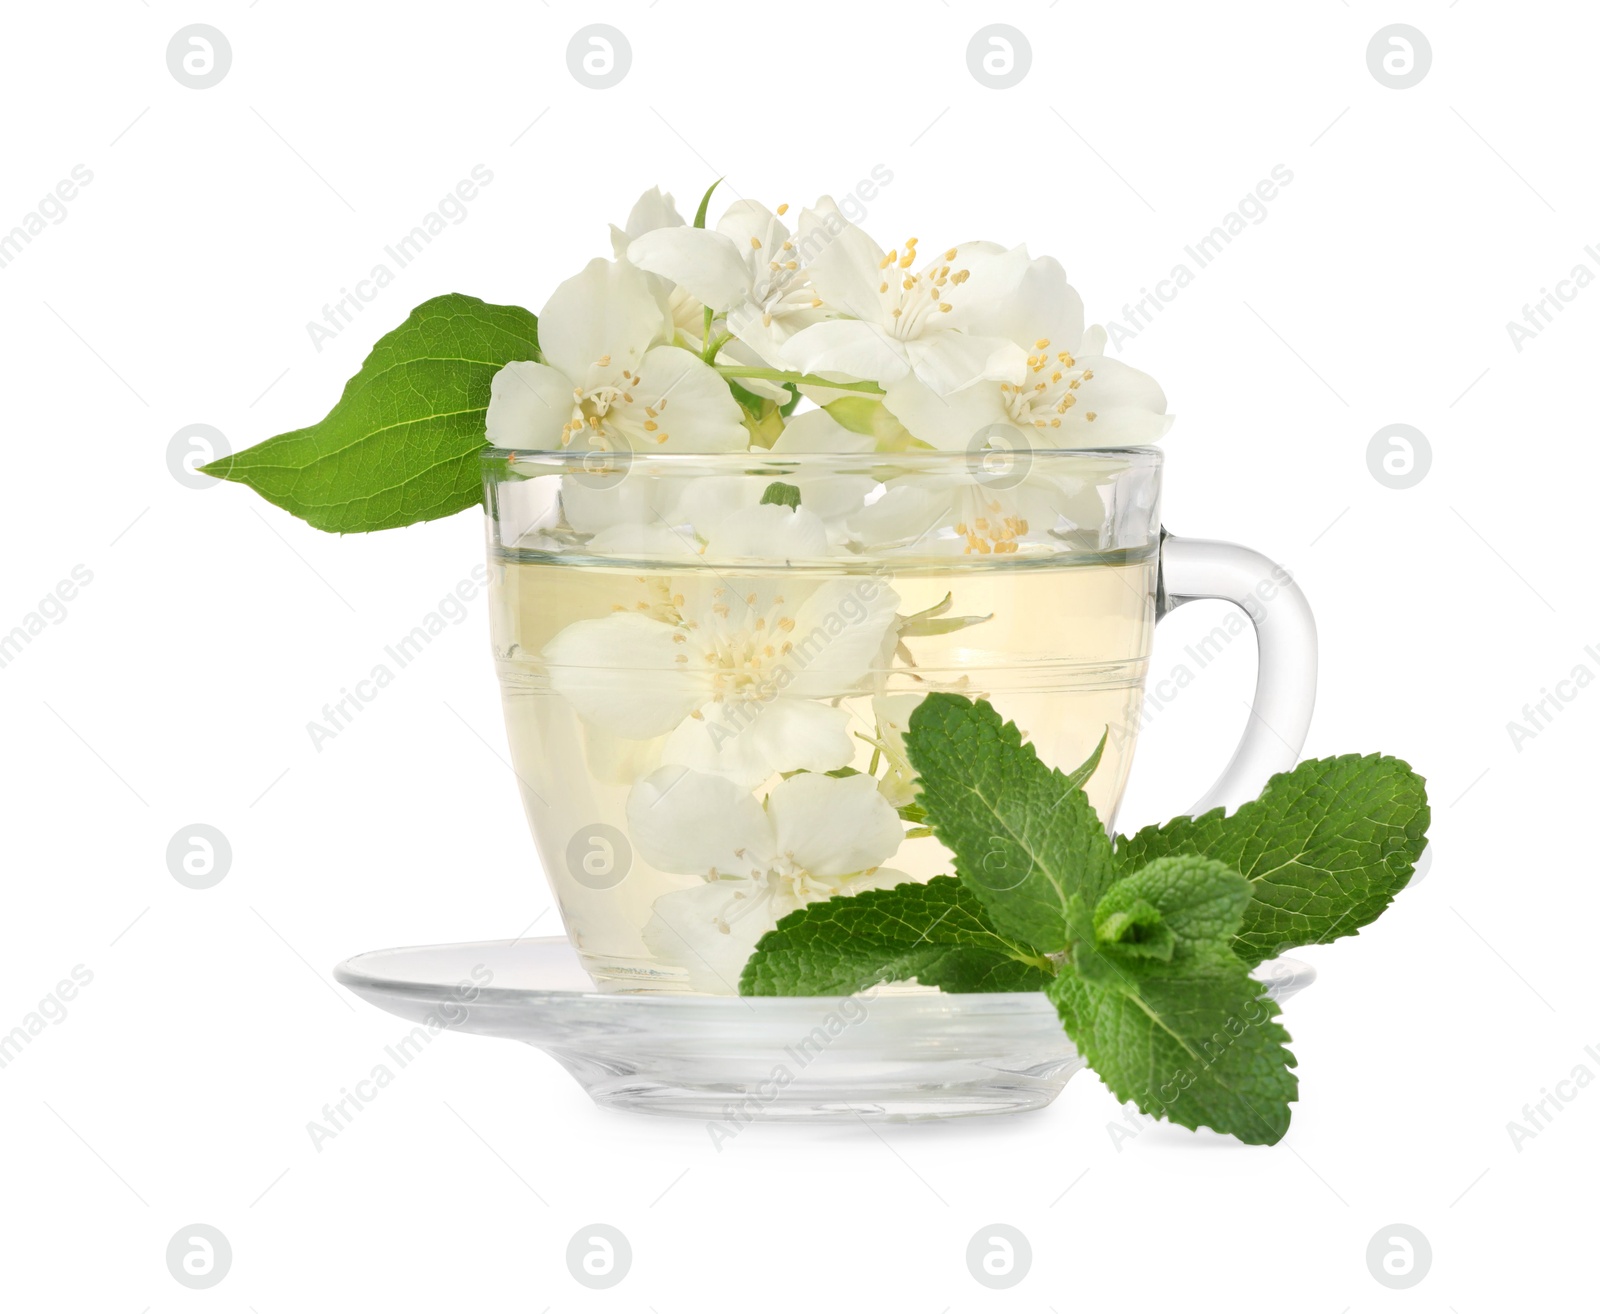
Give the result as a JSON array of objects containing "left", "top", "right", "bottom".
[
  {"left": 482, "top": 446, "right": 1316, "bottom": 993},
  {"left": 335, "top": 938, "right": 1318, "bottom": 1121}
]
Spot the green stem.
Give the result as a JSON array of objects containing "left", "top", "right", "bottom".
[
  {"left": 1013, "top": 948, "right": 1058, "bottom": 975},
  {"left": 702, "top": 330, "right": 735, "bottom": 364},
  {"left": 714, "top": 365, "right": 884, "bottom": 396}
]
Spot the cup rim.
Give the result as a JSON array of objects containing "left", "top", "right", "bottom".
[{"left": 483, "top": 444, "right": 1165, "bottom": 469}]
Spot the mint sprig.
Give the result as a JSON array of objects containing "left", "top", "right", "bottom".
[
  {"left": 740, "top": 693, "right": 1430, "bottom": 1145},
  {"left": 203, "top": 293, "right": 539, "bottom": 532}
]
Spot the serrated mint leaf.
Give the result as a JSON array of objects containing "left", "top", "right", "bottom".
[
  {"left": 203, "top": 293, "right": 539, "bottom": 532},
  {"left": 905, "top": 694, "right": 1113, "bottom": 953},
  {"left": 739, "top": 876, "right": 1052, "bottom": 996},
  {"left": 1095, "top": 856, "right": 1252, "bottom": 960},
  {"left": 1093, "top": 898, "right": 1175, "bottom": 962},
  {"left": 1048, "top": 959, "right": 1298, "bottom": 1144},
  {"left": 760, "top": 481, "right": 801, "bottom": 508},
  {"left": 1115, "top": 753, "right": 1430, "bottom": 966}
]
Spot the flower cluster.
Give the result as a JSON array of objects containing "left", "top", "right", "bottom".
[{"left": 486, "top": 185, "right": 1170, "bottom": 466}]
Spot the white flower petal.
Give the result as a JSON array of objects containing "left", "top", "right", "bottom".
[
  {"left": 960, "top": 253, "right": 1086, "bottom": 354},
  {"left": 584, "top": 523, "right": 702, "bottom": 559},
  {"left": 605, "top": 345, "right": 748, "bottom": 453},
  {"left": 640, "top": 878, "right": 787, "bottom": 994},
  {"left": 903, "top": 329, "right": 1026, "bottom": 396},
  {"left": 940, "top": 242, "right": 1033, "bottom": 333},
  {"left": 611, "top": 187, "right": 685, "bottom": 254},
  {"left": 704, "top": 503, "right": 832, "bottom": 561},
  {"left": 544, "top": 613, "right": 707, "bottom": 737},
  {"left": 846, "top": 480, "right": 958, "bottom": 553},
  {"left": 540, "top": 257, "right": 668, "bottom": 386},
  {"left": 673, "top": 474, "right": 760, "bottom": 540},
  {"left": 627, "top": 226, "right": 753, "bottom": 315},
  {"left": 560, "top": 469, "right": 666, "bottom": 536},
  {"left": 882, "top": 376, "right": 1010, "bottom": 449},
  {"left": 1057, "top": 356, "right": 1171, "bottom": 445},
  {"left": 837, "top": 866, "right": 912, "bottom": 897},
  {"left": 716, "top": 200, "right": 792, "bottom": 266},
  {"left": 771, "top": 409, "right": 877, "bottom": 454},
  {"left": 661, "top": 708, "right": 783, "bottom": 788},
  {"left": 783, "top": 575, "right": 900, "bottom": 697},
  {"left": 747, "top": 699, "right": 856, "bottom": 775},
  {"left": 782, "top": 318, "right": 910, "bottom": 385},
  {"left": 871, "top": 693, "right": 924, "bottom": 807},
  {"left": 486, "top": 361, "right": 573, "bottom": 449},
  {"left": 768, "top": 772, "right": 904, "bottom": 878},
  {"left": 800, "top": 219, "right": 889, "bottom": 321},
  {"left": 626, "top": 765, "right": 774, "bottom": 876}
]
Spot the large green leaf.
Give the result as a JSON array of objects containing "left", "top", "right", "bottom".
[{"left": 204, "top": 293, "right": 539, "bottom": 532}]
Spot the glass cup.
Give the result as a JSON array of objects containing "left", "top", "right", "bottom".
[{"left": 483, "top": 445, "right": 1315, "bottom": 993}]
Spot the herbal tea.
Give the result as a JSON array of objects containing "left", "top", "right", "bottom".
[{"left": 490, "top": 547, "right": 1156, "bottom": 991}]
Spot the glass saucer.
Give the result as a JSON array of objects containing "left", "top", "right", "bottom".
[{"left": 333, "top": 937, "right": 1316, "bottom": 1123}]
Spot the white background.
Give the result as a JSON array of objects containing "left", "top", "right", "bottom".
[{"left": 2, "top": 1, "right": 1593, "bottom": 1307}]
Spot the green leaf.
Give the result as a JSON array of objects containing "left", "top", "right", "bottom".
[
  {"left": 1048, "top": 956, "right": 1298, "bottom": 1145},
  {"left": 1058, "top": 855, "right": 1296, "bottom": 1141},
  {"left": 202, "top": 293, "right": 539, "bottom": 533},
  {"left": 693, "top": 178, "right": 721, "bottom": 229},
  {"left": 1115, "top": 753, "right": 1431, "bottom": 965},
  {"left": 905, "top": 694, "right": 1114, "bottom": 953},
  {"left": 740, "top": 876, "right": 1052, "bottom": 996},
  {"left": 760, "top": 481, "right": 801, "bottom": 508},
  {"left": 1093, "top": 856, "right": 1252, "bottom": 966},
  {"left": 1093, "top": 898, "right": 1175, "bottom": 963},
  {"left": 1060, "top": 730, "right": 1107, "bottom": 795}
]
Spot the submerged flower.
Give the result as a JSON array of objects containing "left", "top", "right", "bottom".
[
  {"left": 542, "top": 505, "right": 901, "bottom": 786},
  {"left": 781, "top": 223, "right": 1029, "bottom": 394},
  {"left": 629, "top": 767, "right": 907, "bottom": 992},
  {"left": 669, "top": 409, "right": 879, "bottom": 547},
  {"left": 861, "top": 692, "right": 925, "bottom": 808},
  {"left": 485, "top": 256, "right": 746, "bottom": 454},
  {"left": 846, "top": 457, "right": 1096, "bottom": 556}
]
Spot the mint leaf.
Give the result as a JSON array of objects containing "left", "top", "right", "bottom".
[
  {"left": 1092, "top": 856, "right": 1252, "bottom": 968},
  {"left": 1115, "top": 753, "right": 1430, "bottom": 965},
  {"left": 1048, "top": 957, "right": 1298, "bottom": 1145},
  {"left": 906, "top": 694, "right": 1113, "bottom": 953},
  {"left": 1059, "top": 854, "right": 1296, "bottom": 1142},
  {"left": 203, "top": 293, "right": 539, "bottom": 532},
  {"left": 740, "top": 876, "right": 1051, "bottom": 996},
  {"left": 760, "top": 481, "right": 801, "bottom": 508}
]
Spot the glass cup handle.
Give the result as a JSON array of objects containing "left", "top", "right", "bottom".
[{"left": 1156, "top": 530, "right": 1318, "bottom": 816}]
